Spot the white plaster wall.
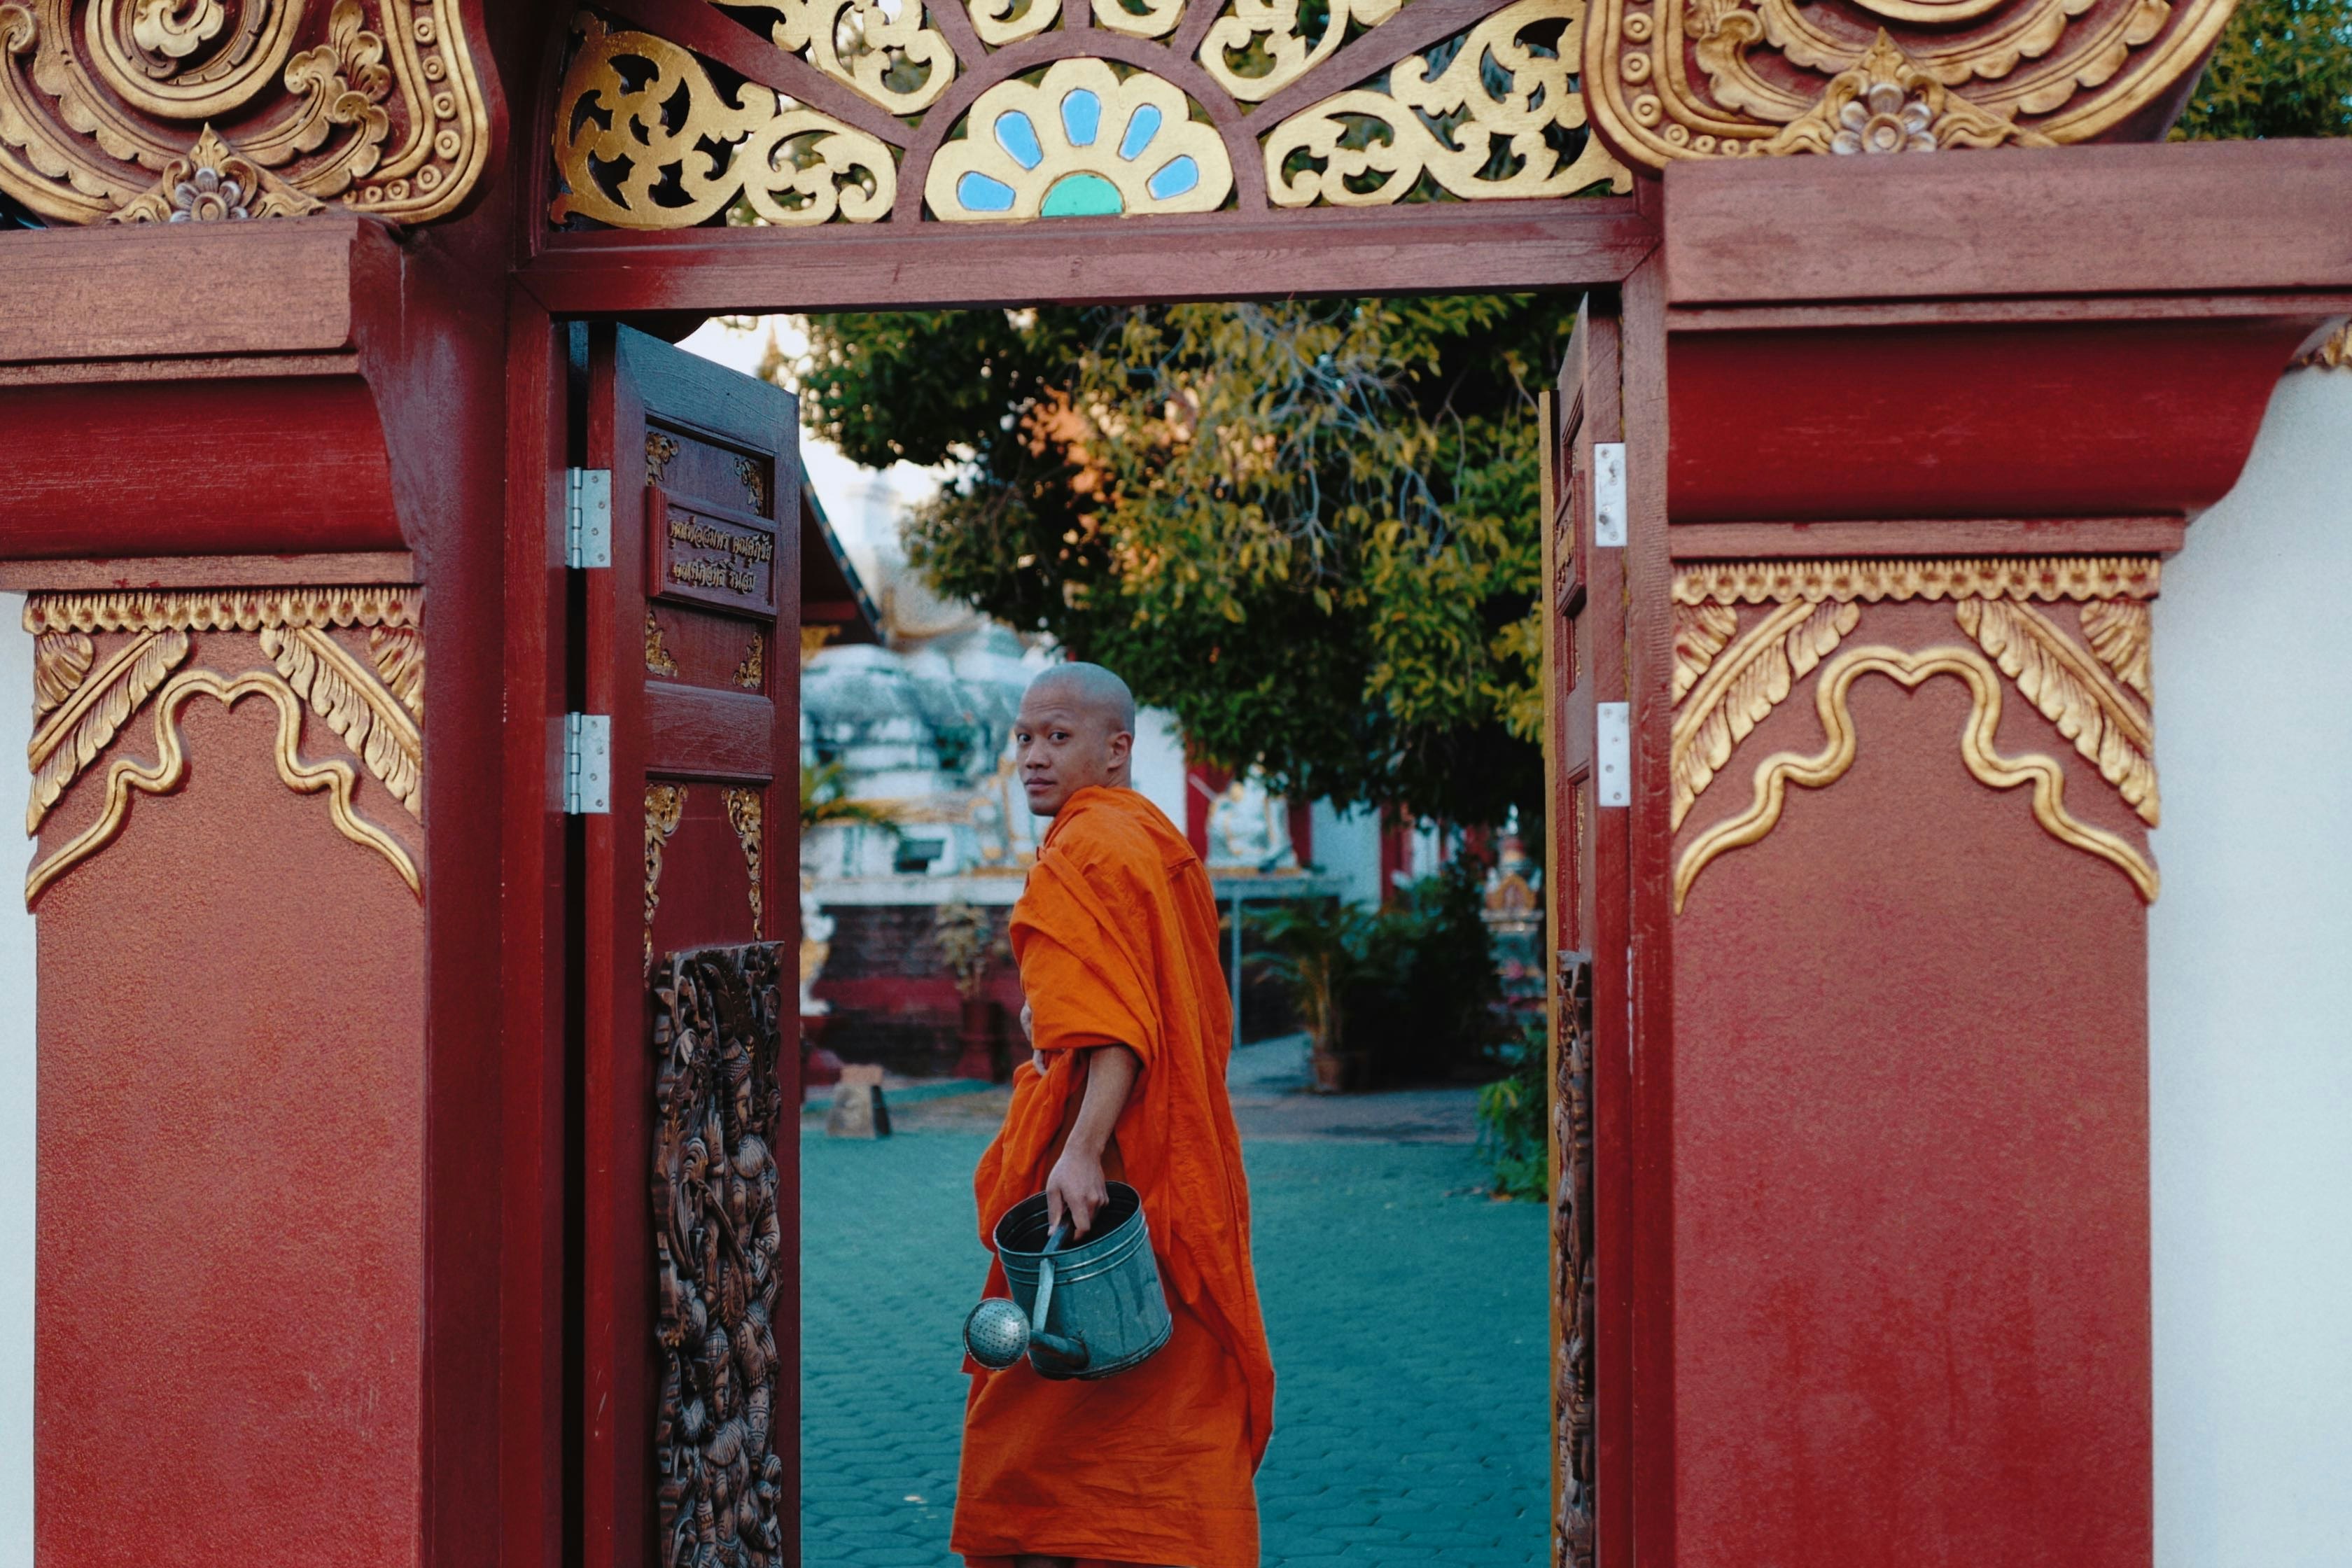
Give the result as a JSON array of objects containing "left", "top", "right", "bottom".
[
  {"left": 0, "top": 594, "right": 32, "bottom": 1568},
  {"left": 1129, "top": 706, "right": 1189, "bottom": 830},
  {"left": 1308, "top": 800, "right": 1384, "bottom": 909},
  {"left": 2150, "top": 367, "right": 2352, "bottom": 1568}
]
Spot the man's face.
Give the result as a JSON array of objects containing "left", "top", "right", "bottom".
[{"left": 1014, "top": 687, "right": 1131, "bottom": 817}]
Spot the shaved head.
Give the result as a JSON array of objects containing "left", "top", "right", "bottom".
[{"left": 1014, "top": 662, "right": 1136, "bottom": 817}]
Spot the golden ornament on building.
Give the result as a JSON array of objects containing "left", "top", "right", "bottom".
[
  {"left": 0, "top": 0, "right": 489, "bottom": 225},
  {"left": 1581, "top": 0, "right": 2241, "bottom": 169}
]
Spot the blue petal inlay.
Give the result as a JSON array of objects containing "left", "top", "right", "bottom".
[
  {"left": 1060, "top": 88, "right": 1102, "bottom": 147},
  {"left": 994, "top": 111, "right": 1043, "bottom": 170},
  {"left": 956, "top": 172, "right": 1017, "bottom": 213},
  {"left": 1146, "top": 155, "right": 1199, "bottom": 200},
  {"left": 1117, "top": 104, "right": 1162, "bottom": 161}
]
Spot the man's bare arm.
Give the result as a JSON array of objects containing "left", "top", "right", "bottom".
[{"left": 1044, "top": 1044, "right": 1140, "bottom": 1238}]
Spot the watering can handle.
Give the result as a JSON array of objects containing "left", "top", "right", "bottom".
[{"left": 1031, "top": 1219, "right": 1071, "bottom": 1336}]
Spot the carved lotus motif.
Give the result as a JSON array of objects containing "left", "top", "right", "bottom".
[
  {"left": 169, "top": 163, "right": 248, "bottom": 221},
  {"left": 1834, "top": 83, "right": 1935, "bottom": 155}
]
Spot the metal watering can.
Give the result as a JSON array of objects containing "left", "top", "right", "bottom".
[{"left": 962, "top": 1182, "right": 1172, "bottom": 1380}]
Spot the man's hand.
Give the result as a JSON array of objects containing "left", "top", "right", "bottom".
[{"left": 1044, "top": 1144, "right": 1108, "bottom": 1240}]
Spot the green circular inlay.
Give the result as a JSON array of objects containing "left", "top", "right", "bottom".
[{"left": 1040, "top": 172, "right": 1124, "bottom": 218}]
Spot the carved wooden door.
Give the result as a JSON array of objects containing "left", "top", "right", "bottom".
[
  {"left": 1542, "top": 299, "right": 1630, "bottom": 1568},
  {"left": 580, "top": 324, "right": 802, "bottom": 1568}
]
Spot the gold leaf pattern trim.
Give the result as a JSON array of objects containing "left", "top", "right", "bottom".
[
  {"left": 2294, "top": 320, "right": 2351, "bottom": 372},
  {"left": 1266, "top": 0, "right": 1630, "bottom": 206},
  {"left": 734, "top": 629, "right": 765, "bottom": 692},
  {"left": 0, "top": 0, "right": 489, "bottom": 225},
  {"left": 31, "top": 630, "right": 92, "bottom": 718},
  {"left": 1954, "top": 598, "right": 2156, "bottom": 825},
  {"left": 22, "top": 585, "right": 421, "bottom": 635},
  {"left": 647, "top": 430, "right": 681, "bottom": 486},
  {"left": 26, "top": 626, "right": 190, "bottom": 833},
  {"left": 1760, "top": 32, "right": 2050, "bottom": 154},
  {"left": 551, "top": 15, "right": 897, "bottom": 229},
  {"left": 369, "top": 624, "right": 425, "bottom": 718},
  {"left": 24, "top": 667, "right": 419, "bottom": 906},
  {"left": 1671, "top": 602, "right": 1738, "bottom": 704},
  {"left": 645, "top": 782, "right": 686, "bottom": 976},
  {"left": 2078, "top": 599, "right": 2150, "bottom": 702},
  {"left": 1670, "top": 598, "right": 1858, "bottom": 829},
  {"left": 724, "top": 785, "right": 765, "bottom": 938},
  {"left": 1674, "top": 556, "right": 2160, "bottom": 607},
  {"left": 646, "top": 609, "right": 680, "bottom": 677},
  {"left": 1201, "top": 0, "right": 1404, "bottom": 103},
  {"left": 1674, "top": 643, "right": 2157, "bottom": 912},
  {"left": 729, "top": 0, "right": 958, "bottom": 116},
  {"left": 734, "top": 454, "right": 768, "bottom": 514},
  {"left": 260, "top": 624, "right": 423, "bottom": 818},
  {"left": 970, "top": 0, "right": 1063, "bottom": 45}
]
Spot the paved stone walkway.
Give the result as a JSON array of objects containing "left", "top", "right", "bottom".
[{"left": 802, "top": 1112, "right": 1548, "bottom": 1564}]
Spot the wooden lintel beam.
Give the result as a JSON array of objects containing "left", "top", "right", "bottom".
[{"left": 520, "top": 201, "right": 1660, "bottom": 315}]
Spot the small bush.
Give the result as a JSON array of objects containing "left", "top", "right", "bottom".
[
  {"left": 1475, "top": 1018, "right": 1550, "bottom": 1200},
  {"left": 1344, "top": 860, "right": 1506, "bottom": 1084}
]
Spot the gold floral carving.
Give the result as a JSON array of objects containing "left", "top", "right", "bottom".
[
  {"left": 260, "top": 624, "right": 423, "bottom": 817},
  {"left": 1671, "top": 601, "right": 1739, "bottom": 704},
  {"left": 646, "top": 609, "right": 680, "bottom": 677},
  {"left": 1200, "top": 0, "right": 1403, "bottom": 102},
  {"left": 2078, "top": 599, "right": 2150, "bottom": 702},
  {"left": 24, "top": 667, "right": 419, "bottom": 905},
  {"left": 0, "top": 0, "right": 489, "bottom": 225},
  {"left": 551, "top": 15, "right": 896, "bottom": 230},
  {"left": 1097, "top": 0, "right": 1184, "bottom": 37},
  {"left": 645, "top": 783, "right": 686, "bottom": 976},
  {"left": 22, "top": 584, "right": 422, "bottom": 904},
  {"left": 647, "top": 430, "right": 681, "bottom": 486},
  {"left": 724, "top": 785, "right": 766, "bottom": 937},
  {"left": 1954, "top": 598, "right": 2156, "bottom": 825},
  {"left": 1671, "top": 597, "right": 1858, "bottom": 828},
  {"left": 728, "top": 0, "right": 958, "bottom": 115},
  {"left": 927, "top": 58, "right": 1233, "bottom": 220},
  {"left": 970, "top": 0, "right": 1061, "bottom": 46},
  {"left": 1674, "top": 556, "right": 2160, "bottom": 608},
  {"left": 1582, "top": 0, "right": 2236, "bottom": 169},
  {"left": 1266, "top": 0, "right": 1631, "bottom": 206},
  {"left": 1673, "top": 643, "right": 2160, "bottom": 911},
  {"left": 31, "top": 629, "right": 93, "bottom": 718},
  {"left": 734, "top": 629, "right": 765, "bottom": 692},
  {"left": 735, "top": 454, "right": 769, "bottom": 514},
  {"left": 2296, "top": 320, "right": 2352, "bottom": 372},
  {"left": 27, "top": 627, "right": 190, "bottom": 832}
]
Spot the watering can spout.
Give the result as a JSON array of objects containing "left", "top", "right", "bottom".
[{"left": 962, "top": 1184, "right": 1172, "bottom": 1382}]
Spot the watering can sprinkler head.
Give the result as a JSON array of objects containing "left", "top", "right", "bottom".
[{"left": 962, "top": 1219, "right": 1092, "bottom": 1373}]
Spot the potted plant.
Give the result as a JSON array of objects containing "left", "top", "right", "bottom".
[
  {"left": 934, "top": 899, "right": 1011, "bottom": 1080},
  {"left": 1247, "top": 899, "right": 1376, "bottom": 1093}
]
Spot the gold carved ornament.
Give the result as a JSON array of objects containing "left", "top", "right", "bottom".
[
  {"left": 2297, "top": 321, "right": 2352, "bottom": 372},
  {"left": 646, "top": 610, "right": 680, "bottom": 677},
  {"left": 22, "top": 587, "right": 421, "bottom": 906},
  {"left": 1580, "top": 0, "right": 2241, "bottom": 168},
  {"left": 645, "top": 782, "right": 686, "bottom": 976},
  {"left": 1670, "top": 557, "right": 2160, "bottom": 911},
  {"left": 0, "top": 0, "right": 489, "bottom": 224},
  {"left": 724, "top": 785, "right": 764, "bottom": 937},
  {"left": 734, "top": 629, "right": 764, "bottom": 691},
  {"left": 550, "top": 0, "right": 1630, "bottom": 228}
]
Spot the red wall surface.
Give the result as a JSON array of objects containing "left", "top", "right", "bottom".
[
  {"left": 1670, "top": 601, "right": 2150, "bottom": 1564},
  {"left": 36, "top": 696, "right": 427, "bottom": 1567}
]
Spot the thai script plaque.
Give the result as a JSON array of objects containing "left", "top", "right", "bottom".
[{"left": 646, "top": 486, "right": 779, "bottom": 618}]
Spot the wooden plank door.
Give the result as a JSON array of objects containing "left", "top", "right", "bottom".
[
  {"left": 581, "top": 323, "right": 804, "bottom": 1568},
  {"left": 1543, "top": 298, "right": 1631, "bottom": 1568}
]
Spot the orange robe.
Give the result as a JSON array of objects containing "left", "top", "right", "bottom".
[{"left": 953, "top": 786, "right": 1275, "bottom": 1568}]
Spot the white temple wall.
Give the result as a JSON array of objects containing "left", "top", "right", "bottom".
[
  {"left": 2149, "top": 365, "right": 2352, "bottom": 1568},
  {"left": 1308, "top": 800, "right": 1385, "bottom": 909},
  {"left": 1130, "top": 706, "right": 1189, "bottom": 832},
  {"left": 0, "top": 593, "right": 32, "bottom": 1567}
]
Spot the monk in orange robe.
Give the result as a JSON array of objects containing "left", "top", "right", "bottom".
[{"left": 952, "top": 663, "right": 1276, "bottom": 1568}]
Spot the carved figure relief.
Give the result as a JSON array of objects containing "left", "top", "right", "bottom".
[
  {"left": 1552, "top": 950, "right": 1595, "bottom": 1568},
  {"left": 652, "top": 942, "right": 789, "bottom": 1568},
  {"left": 1581, "top": 0, "right": 2240, "bottom": 168},
  {"left": 22, "top": 586, "right": 421, "bottom": 906},
  {"left": 550, "top": 0, "right": 1628, "bottom": 230},
  {"left": 1670, "top": 556, "right": 2160, "bottom": 911},
  {"left": 0, "top": 0, "right": 489, "bottom": 224}
]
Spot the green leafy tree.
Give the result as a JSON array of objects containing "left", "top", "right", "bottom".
[
  {"left": 2176, "top": 0, "right": 2352, "bottom": 139},
  {"left": 794, "top": 298, "right": 1571, "bottom": 825}
]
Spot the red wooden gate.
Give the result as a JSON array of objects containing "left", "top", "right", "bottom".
[{"left": 579, "top": 325, "right": 804, "bottom": 1568}]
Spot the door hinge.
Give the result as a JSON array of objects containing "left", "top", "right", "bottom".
[
  {"left": 1593, "top": 442, "right": 1626, "bottom": 549},
  {"left": 564, "top": 713, "right": 612, "bottom": 815},
  {"left": 566, "top": 467, "right": 612, "bottom": 568},
  {"left": 1596, "top": 701, "right": 1630, "bottom": 808}
]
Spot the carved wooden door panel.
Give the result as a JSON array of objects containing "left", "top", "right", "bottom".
[
  {"left": 1543, "top": 300, "right": 1630, "bottom": 1568},
  {"left": 581, "top": 324, "right": 803, "bottom": 1568}
]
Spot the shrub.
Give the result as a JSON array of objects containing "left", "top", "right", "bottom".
[
  {"left": 1344, "top": 860, "right": 1506, "bottom": 1084},
  {"left": 1475, "top": 1017, "right": 1550, "bottom": 1200}
]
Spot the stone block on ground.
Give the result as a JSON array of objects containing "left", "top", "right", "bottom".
[{"left": 827, "top": 1063, "right": 892, "bottom": 1138}]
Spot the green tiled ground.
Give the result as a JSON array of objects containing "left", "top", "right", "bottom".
[{"left": 801, "top": 1129, "right": 1548, "bottom": 1565}]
